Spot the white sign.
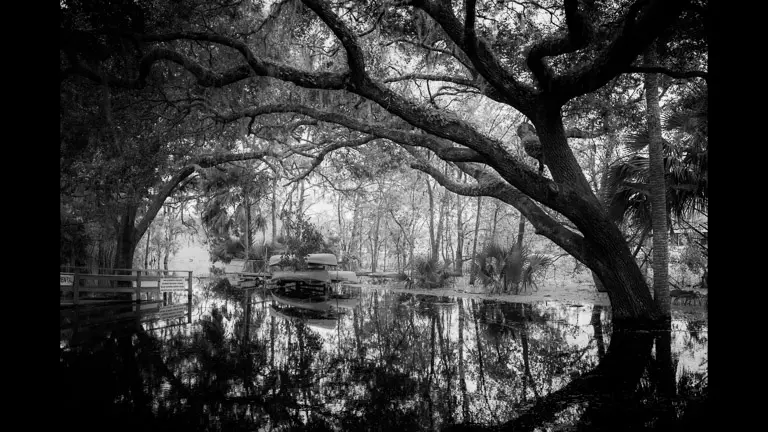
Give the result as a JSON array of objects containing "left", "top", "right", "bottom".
[
  {"left": 60, "top": 273, "right": 75, "bottom": 287},
  {"left": 159, "top": 277, "right": 187, "bottom": 292},
  {"left": 153, "top": 304, "right": 189, "bottom": 320}
]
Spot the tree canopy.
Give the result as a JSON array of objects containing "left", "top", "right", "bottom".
[{"left": 60, "top": 0, "right": 707, "bottom": 325}]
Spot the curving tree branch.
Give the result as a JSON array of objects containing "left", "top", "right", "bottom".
[
  {"left": 134, "top": 149, "right": 282, "bottom": 242},
  {"left": 288, "top": 135, "right": 378, "bottom": 183},
  {"left": 208, "top": 102, "right": 589, "bottom": 221},
  {"left": 409, "top": 157, "right": 587, "bottom": 263},
  {"left": 549, "top": 0, "right": 688, "bottom": 104},
  {"left": 526, "top": 0, "right": 596, "bottom": 89},
  {"left": 300, "top": 0, "right": 368, "bottom": 79},
  {"left": 413, "top": 0, "right": 537, "bottom": 115}
]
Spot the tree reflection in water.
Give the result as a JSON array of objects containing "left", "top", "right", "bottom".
[{"left": 60, "top": 285, "right": 708, "bottom": 431}]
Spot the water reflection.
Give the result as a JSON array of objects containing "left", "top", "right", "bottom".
[{"left": 59, "top": 283, "right": 708, "bottom": 431}]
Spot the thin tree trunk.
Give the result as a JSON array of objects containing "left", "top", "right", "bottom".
[
  {"left": 469, "top": 196, "right": 482, "bottom": 285},
  {"left": 297, "top": 179, "right": 305, "bottom": 218},
  {"left": 521, "top": 319, "right": 540, "bottom": 400},
  {"left": 490, "top": 200, "right": 500, "bottom": 240},
  {"left": 337, "top": 194, "right": 345, "bottom": 264},
  {"left": 458, "top": 298, "right": 470, "bottom": 422},
  {"left": 244, "top": 195, "right": 251, "bottom": 259},
  {"left": 371, "top": 209, "right": 382, "bottom": 272},
  {"left": 590, "top": 305, "right": 606, "bottom": 359},
  {"left": 435, "top": 308, "right": 453, "bottom": 423},
  {"left": 455, "top": 194, "right": 464, "bottom": 275},
  {"left": 271, "top": 177, "right": 277, "bottom": 243},
  {"left": 144, "top": 226, "right": 151, "bottom": 269},
  {"left": 426, "top": 178, "right": 437, "bottom": 259},
  {"left": 645, "top": 43, "right": 671, "bottom": 320}
]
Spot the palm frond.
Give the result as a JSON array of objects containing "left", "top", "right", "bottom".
[{"left": 521, "top": 253, "right": 553, "bottom": 292}]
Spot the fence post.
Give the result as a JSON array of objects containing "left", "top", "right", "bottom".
[
  {"left": 136, "top": 271, "right": 142, "bottom": 303},
  {"left": 73, "top": 272, "right": 80, "bottom": 306},
  {"left": 188, "top": 271, "right": 193, "bottom": 323}
]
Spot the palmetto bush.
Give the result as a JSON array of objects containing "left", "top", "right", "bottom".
[
  {"left": 473, "top": 242, "right": 553, "bottom": 294},
  {"left": 411, "top": 256, "right": 451, "bottom": 289}
]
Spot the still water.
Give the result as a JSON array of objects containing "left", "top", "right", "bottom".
[{"left": 59, "top": 281, "right": 708, "bottom": 431}]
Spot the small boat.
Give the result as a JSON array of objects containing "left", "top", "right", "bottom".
[
  {"left": 267, "top": 252, "right": 362, "bottom": 312},
  {"left": 268, "top": 253, "right": 339, "bottom": 268},
  {"left": 224, "top": 258, "right": 270, "bottom": 288},
  {"left": 328, "top": 270, "right": 359, "bottom": 285},
  {"left": 269, "top": 265, "right": 334, "bottom": 312}
]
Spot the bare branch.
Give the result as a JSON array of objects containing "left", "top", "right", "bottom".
[
  {"left": 413, "top": 0, "right": 537, "bottom": 114},
  {"left": 287, "top": 135, "right": 378, "bottom": 184},
  {"left": 67, "top": 35, "right": 350, "bottom": 90},
  {"left": 626, "top": 65, "right": 708, "bottom": 82},
  {"left": 526, "top": 0, "right": 594, "bottom": 88},
  {"left": 383, "top": 73, "right": 478, "bottom": 89},
  {"left": 385, "top": 37, "right": 476, "bottom": 72},
  {"left": 301, "top": 0, "right": 367, "bottom": 77},
  {"left": 566, "top": 127, "right": 605, "bottom": 139}
]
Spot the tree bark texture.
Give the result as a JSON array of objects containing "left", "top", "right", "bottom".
[{"left": 644, "top": 44, "right": 671, "bottom": 320}]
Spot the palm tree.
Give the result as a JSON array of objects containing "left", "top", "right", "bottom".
[
  {"left": 605, "top": 87, "right": 707, "bottom": 307},
  {"left": 198, "top": 165, "right": 271, "bottom": 262},
  {"left": 605, "top": 89, "right": 707, "bottom": 232}
]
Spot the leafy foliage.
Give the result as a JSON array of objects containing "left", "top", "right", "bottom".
[
  {"left": 410, "top": 255, "right": 451, "bottom": 289},
  {"left": 605, "top": 89, "right": 708, "bottom": 230},
  {"left": 276, "top": 210, "right": 332, "bottom": 270},
  {"left": 199, "top": 165, "right": 272, "bottom": 262},
  {"left": 472, "top": 242, "right": 552, "bottom": 294},
  {"left": 680, "top": 243, "right": 704, "bottom": 274}
]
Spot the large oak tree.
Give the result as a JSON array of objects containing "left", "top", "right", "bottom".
[{"left": 61, "top": 0, "right": 707, "bottom": 325}]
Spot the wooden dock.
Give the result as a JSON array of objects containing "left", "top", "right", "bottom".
[{"left": 60, "top": 268, "right": 194, "bottom": 307}]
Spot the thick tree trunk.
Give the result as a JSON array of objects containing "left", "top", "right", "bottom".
[
  {"left": 114, "top": 204, "right": 139, "bottom": 293},
  {"left": 590, "top": 305, "right": 607, "bottom": 359},
  {"left": 579, "top": 224, "right": 659, "bottom": 325},
  {"left": 591, "top": 115, "right": 619, "bottom": 293},
  {"left": 115, "top": 204, "right": 138, "bottom": 271},
  {"left": 645, "top": 45, "right": 671, "bottom": 320},
  {"left": 533, "top": 111, "right": 660, "bottom": 326}
]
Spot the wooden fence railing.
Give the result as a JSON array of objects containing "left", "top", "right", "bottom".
[{"left": 60, "top": 268, "right": 193, "bottom": 308}]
